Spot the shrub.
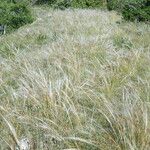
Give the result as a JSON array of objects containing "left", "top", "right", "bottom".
[
  {"left": 71, "top": 0, "right": 106, "bottom": 8},
  {"left": 0, "top": 1, "right": 34, "bottom": 33},
  {"left": 107, "top": 0, "right": 125, "bottom": 11},
  {"left": 52, "top": 0, "right": 72, "bottom": 10},
  {"left": 107, "top": 0, "right": 150, "bottom": 22},
  {"left": 35, "top": 0, "right": 106, "bottom": 9},
  {"left": 122, "top": 0, "right": 150, "bottom": 22},
  {"left": 34, "top": 0, "right": 55, "bottom": 5}
]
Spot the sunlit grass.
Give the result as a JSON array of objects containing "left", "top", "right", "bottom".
[{"left": 0, "top": 7, "right": 150, "bottom": 149}]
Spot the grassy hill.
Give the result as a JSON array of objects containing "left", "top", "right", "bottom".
[{"left": 0, "top": 7, "right": 150, "bottom": 149}]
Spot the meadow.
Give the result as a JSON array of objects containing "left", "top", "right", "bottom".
[{"left": 0, "top": 6, "right": 150, "bottom": 149}]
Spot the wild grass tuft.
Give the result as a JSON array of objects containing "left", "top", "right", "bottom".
[{"left": 0, "top": 7, "right": 150, "bottom": 149}]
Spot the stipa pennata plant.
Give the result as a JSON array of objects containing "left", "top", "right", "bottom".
[
  {"left": 98, "top": 98, "right": 150, "bottom": 149},
  {"left": 0, "top": 7, "right": 150, "bottom": 150}
]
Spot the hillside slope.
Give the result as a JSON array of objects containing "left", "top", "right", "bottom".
[{"left": 0, "top": 7, "right": 150, "bottom": 149}]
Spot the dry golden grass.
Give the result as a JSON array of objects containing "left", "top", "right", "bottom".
[{"left": 0, "top": 7, "right": 150, "bottom": 149}]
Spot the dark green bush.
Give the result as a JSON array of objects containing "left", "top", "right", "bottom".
[
  {"left": 107, "top": 0, "right": 125, "bottom": 11},
  {"left": 71, "top": 0, "right": 105, "bottom": 8},
  {"left": 122, "top": 0, "right": 150, "bottom": 21},
  {"left": 35, "top": 0, "right": 106, "bottom": 9},
  {"left": 34, "top": 0, "right": 55, "bottom": 5},
  {"left": 107, "top": 0, "right": 150, "bottom": 22},
  {"left": 0, "top": 0, "right": 34, "bottom": 33},
  {"left": 52, "top": 0, "right": 72, "bottom": 10}
]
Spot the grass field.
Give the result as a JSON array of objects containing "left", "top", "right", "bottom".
[{"left": 0, "top": 7, "right": 150, "bottom": 149}]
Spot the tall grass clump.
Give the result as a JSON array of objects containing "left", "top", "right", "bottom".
[{"left": 0, "top": 6, "right": 150, "bottom": 150}]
